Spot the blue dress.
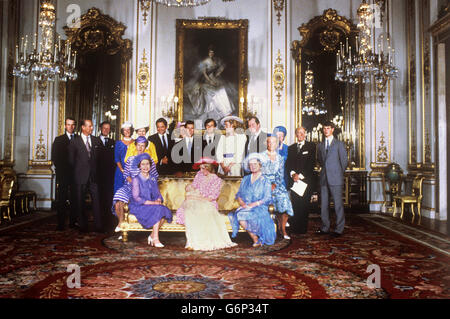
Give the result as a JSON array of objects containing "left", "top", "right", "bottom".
[
  {"left": 228, "top": 174, "right": 276, "bottom": 246},
  {"left": 261, "top": 151, "right": 294, "bottom": 217},
  {"left": 112, "top": 155, "right": 158, "bottom": 216},
  {"left": 114, "top": 140, "right": 129, "bottom": 194},
  {"left": 277, "top": 143, "right": 289, "bottom": 187},
  {"left": 128, "top": 173, "right": 173, "bottom": 229}
]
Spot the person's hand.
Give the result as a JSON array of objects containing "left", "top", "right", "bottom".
[
  {"left": 144, "top": 200, "right": 153, "bottom": 205},
  {"left": 271, "top": 184, "right": 276, "bottom": 191},
  {"left": 311, "top": 195, "right": 318, "bottom": 203},
  {"left": 175, "top": 171, "right": 183, "bottom": 178},
  {"left": 155, "top": 199, "right": 162, "bottom": 205},
  {"left": 127, "top": 177, "right": 132, "bottom": 183},
  {"left": 292, "top": 174, "right": 299, "bottom": 182},
  {"left": 161, "top": 156, "right": 168, "bottom": 165}
]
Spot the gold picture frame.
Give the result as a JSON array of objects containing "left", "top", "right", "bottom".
[{"left": 175, "top": 19, "right": 249, "bottom": 126}]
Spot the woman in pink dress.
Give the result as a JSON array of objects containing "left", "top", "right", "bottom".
[{"left": 176, "top": 158, "right": 237, "bottom": 251}]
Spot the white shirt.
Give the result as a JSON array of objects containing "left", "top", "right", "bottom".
[
  {"left": 100, "top": 135, "right": 108, "bottom": 145},
  {"left": 158, "top": 133, "right": 168, "bottom": 147},
  {"left": 66, "top": 132, "right": 74, "bottom": 140},
  {"left": 325, "top": 136, "right": 334, "bottom": 148}
]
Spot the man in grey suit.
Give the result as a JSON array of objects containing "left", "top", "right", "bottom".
[{"left": 316, "top": 121, "right": 348, "bottom": 238}]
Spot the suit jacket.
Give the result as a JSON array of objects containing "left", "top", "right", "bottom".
[
  {"left": 244, "top": 130, "right": 268, "bottom": 156},
  {"left": 148, "top": 132, "right": 175, "bottom": 174},
  {"left": 172, "top": 135, "right": 203, "bottom": 172},
  {"left": 317, "top": 137, "right": 348, "bottom": 186},
  {"left": 51, "top": 133, "right": 75, "bottom": 185},
  {"left": 68, "top": 134, "right": 102, "bottom": 185},
  {"left": 285, "top": 141, "right": 317, "bottom": 191},
  {"left": 202, "top": 132, "right": 221, "bottom": 160},
  {"left": 97, "top": 136, "right": 116, "bottom": 185}
]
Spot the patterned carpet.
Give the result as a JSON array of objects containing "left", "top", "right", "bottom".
[{"left": 0, "top": 212, "right": 449, "bottom": 299}]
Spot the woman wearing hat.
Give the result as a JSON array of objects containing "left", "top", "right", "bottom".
[
  {"left": 216, "top": 116, "right": 246, "bottom": 176},
  {"left": 261, "top": 135, "right": 294, "bottom": 240},
  {"left": 114, "top": 122, "right": 134, "bottom": 194},
  {"left": 124, "top": 123, "right": 158, "bottom": 165},
  {"left": 228, "top": 153, "right": 276, "bottom": 247},
  {"left": 175, "top": 157, "right": 237, "bottom": 251},
  {"left": 273, "top": 126, "right": 290, "bottom": 187},
  {"left": 128, "top": 153, "right": 172, "bottom": 247},
  {"left": 112, "top": 136, "right": 158, "bottom": 232}
]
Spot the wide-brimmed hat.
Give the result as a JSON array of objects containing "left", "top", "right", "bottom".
[
  {"left": 121, "top": 121, "right": 133, "bottom": 129},
  {"left": 133, "top": 153, "right": 151, "bottom": 170},
  {"left": 220, "top": 115, "right": 243, "bottom": 128},
  {"left": 192, "top": 157, "right": 219, "bottom": 170},
  {"left": 243, "top": 152, "right": 265, "bottom": 172},
  {"left": 135, "top": 123, "right": 149, "bottom": 132}
]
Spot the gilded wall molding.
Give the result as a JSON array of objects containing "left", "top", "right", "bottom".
[
  {"left": 139, "top": 0, "right": 151, "bottom": 25},
  {"left": 273, "top": 0, "right": 284, "bottom": 26},
  {"left": 376, "top": 132, "right": 388, "bottom": 163},
  {"left": 273, "top": 50, "right": 284, "bottom": 106},
  {"left": 138, "top": 48, "right": 150, "bottom": 106},
  {"left": 35, "top": 130, "right": 46, "bottom": 160}
]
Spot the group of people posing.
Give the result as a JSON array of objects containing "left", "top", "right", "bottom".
[{"left": 52, "top": 115, "right": 347, "bottom": 250}]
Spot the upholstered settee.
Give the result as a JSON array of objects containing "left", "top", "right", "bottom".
[{"left": 120, "top": 175, "right": 245, "bottom": 242}]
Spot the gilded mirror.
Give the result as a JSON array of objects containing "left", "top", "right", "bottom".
[
  {"left": 292, "top": 9, "right": 365, "bottom": 169},
  {"left": 60, "top": 8, "right": 132, "bottom": 139}
]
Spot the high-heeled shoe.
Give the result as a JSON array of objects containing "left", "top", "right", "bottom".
[
  {"left": 115, "top": 226, "right": 121, "bottom": 233},
  {"left": 154, "top": 242, "right": 164, "bottom": 248},
  {"left": 283, "top": 235, "right": 291, "bottom": 240},
  {"left": 148, "top": 235, "right": 153, "bottom": 245}
]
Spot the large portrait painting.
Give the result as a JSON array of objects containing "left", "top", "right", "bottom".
[{"left": 175, "top": 19, "right": 249, "bottom": 127}]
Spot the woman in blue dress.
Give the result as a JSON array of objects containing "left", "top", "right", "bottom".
[
  {"left": 273, "top": 126, "right": 289, "bottom": 187},
  {"left": 128, "top": 153, "right": 172, "bottom": 248},
  {"left": 228, "top": 153, "right": 276, "bottom": 247},
  {"left": 112, "top": 136, "right": 158, "bottom": 232},
  {"left": 261, "top": 135, "right": 294, "bottom": 240},
  {"left": 114, "top": 122, "right": 134, "bottom": 194}
]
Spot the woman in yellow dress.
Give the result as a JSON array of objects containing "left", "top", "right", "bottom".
[{"left": 125, "top": 123, "right": 158, "bottom": 165}]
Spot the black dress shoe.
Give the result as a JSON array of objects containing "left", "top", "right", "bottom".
[
  {"left": 329, "top": 232, "right": 342, "bottom": 238},
  {"left": 315, "top": 229, "right": 329, "bottom": 235}
]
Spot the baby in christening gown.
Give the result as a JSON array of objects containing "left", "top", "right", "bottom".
[{"left": 176, "top": 170, "right": 237, "bottom": 251}]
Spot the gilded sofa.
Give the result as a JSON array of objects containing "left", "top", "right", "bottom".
[{"left": 121, "top": 175, "right": 243, "bottom": 242}]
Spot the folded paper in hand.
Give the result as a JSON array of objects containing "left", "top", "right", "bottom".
[{"left": 291, "top": 180, "right": 307, "bottom": 197}]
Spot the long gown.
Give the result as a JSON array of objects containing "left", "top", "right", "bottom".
[
  {"left": 261, "top": 151, "right": 294, "bottom": 217},
  {"left": 112, "top": 155, "right": 158, "bottom": 216},
  {"left": 128, "top": 173, "right": 172, "bottom": 229},
  {"left": 228, "top": 174, "right": 276, "bottom": 246},
  {"left": 216, "top": 133, "right": 246, "bottom": 176},
  {"left": 176, "top": 171, "right": 237, "bottom": 251},
  {"left": 114, "top": 140, "right": 130, "bottom": 194},
  {"left": 184, "top": 56, "right": 237, "bottom": 120}
]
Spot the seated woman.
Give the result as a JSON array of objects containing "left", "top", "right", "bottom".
[
  {"left": 124, "top": 123, "right": 158, "bottom": 165},
  {"left": 176, "top": 158, "right": 237, "bottom": 251},
  {"left": 112, "top": 136, "right": 158, "bottom": 232},
  {"left": 228, "top": 153, "right": 276, "bottom": 247},
  {"left": 128, "top": 153, "right": 172, "bottom": 247},
  {"left": 261, "top": 135, "right": 294, "bottom": 240}
]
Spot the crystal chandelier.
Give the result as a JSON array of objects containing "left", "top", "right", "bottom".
[
  {"left": 303, "top": 62, "right": 327, "bottom": 116},
  {"left": 154, "top": 0, "right": 211, "bottom": 7},
  {"left": 13, "top": 0, "right": 77, "bottom": 83},
  {"left": 335, "top": 0, "right": 398, "bottom": 103}
]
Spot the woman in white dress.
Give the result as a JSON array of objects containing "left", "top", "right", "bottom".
[
  {"left": 176, "top": 158, "right": 237, "bottom": 251},
  {"left": 216, "top": 116, "right": 246, "bottom": 176},
  {"left": 184, "top": 46, "right": 237, "bottom": 120}
]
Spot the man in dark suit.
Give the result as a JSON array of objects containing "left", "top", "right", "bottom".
[
  {"left": 68, "top": 119, "right": 103, "bottom": 233},
  {"left": 244, "top": 116, "right": 267, "bottom": 156},
  {"left": 286, "top": 127, "right": 317, "bottom": 234},
  {"left": 51, "top": 117, "right": 77, "bottom": 230},
  {"left": 97, "top": 121, "right": 116, "bottom": 233},
  {"left": 316, "top": 121, "right": 348, "bottom": 238},
  {"left": 148, "top": 118, "right": 175, "bottom": 175},
  {"left": 202, "top": 118, "right": 221, "bottom": 160},
  {"left": 171, "top": 120, "right": 202, "bottom": 173}
]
